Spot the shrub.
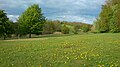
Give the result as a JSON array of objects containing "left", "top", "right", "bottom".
[{"left": 61, "top": 25, "right": 69, "bottom": 34}]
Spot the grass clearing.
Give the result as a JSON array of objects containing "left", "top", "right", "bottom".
[{"left": 0, "top": 33, "right": 120, "bottom": 67}]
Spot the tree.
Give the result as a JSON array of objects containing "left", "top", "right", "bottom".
[
  {"left": 42, "top": 20, "right": 62, "bottom": 34},
  {"left": 61, "top": 25, "right": 69, "bottom": 34},
  {"left": 97, "top": 5, "right": 111, "bottom": 32},
  {"left": 31, "top": 22, "right": 44, "bottom": 35},
  {"left": 18, "top": 4, "right": 45, "bottom": 38},
  {"left": 0, "top": 10, "right": 12, "bottom": 40},
  {"left": 53, "top": 20, "right": 61, "bottom": 32},
  {"left": 73, "top": 25, "right": 80, "bottom": 34},
  {"left": 10, "top": 21, "right": 21, "bottom": 38},
  {"left": 81, "top": 25, "right": 90, "bottom": 32},
  {"left": 109, "top": 4, "right": 120, "bottom": 32},
  {"left": 43, "top": 20, "right": 55, "bottom": 34},
  {"left": 95, "top": 0, "right": 120, "bottom": 33},
  {"left": 107, "top": 0, "right": 120, "bottom": 6}
]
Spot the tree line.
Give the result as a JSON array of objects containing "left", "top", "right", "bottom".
[
  {"left": 43, "top": 20, "right": 92, "bottom": 34},
  {"left": 94, "top": 0, "right": 120, "bottom": 33},
  {"left": 1, "top": 0, "right": 119, "bottom": 40},
  {"left": 0, "top": 4, "right": 91, "bottom": 40}
]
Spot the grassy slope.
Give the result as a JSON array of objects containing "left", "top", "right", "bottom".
[{"left": 0, "top": 33, "right": 120, "bottom": 67}]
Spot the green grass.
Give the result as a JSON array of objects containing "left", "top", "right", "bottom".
[{"left": 0, "top": 33, "right": 120, "bottom": 67}]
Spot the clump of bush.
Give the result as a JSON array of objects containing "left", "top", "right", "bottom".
[
  {"left": 61, "top": 25, "right": 69, "bottom": 34},
  {"left": 81, "top": 25, "right": 90, "bottom": 32}
]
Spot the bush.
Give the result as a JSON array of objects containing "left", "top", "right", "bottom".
[
  {"left": 61, "top": 25, "right": 69, "bottom": 34},
  {"left": 81, "top": 25, "right": 90, "bottom": 32}
]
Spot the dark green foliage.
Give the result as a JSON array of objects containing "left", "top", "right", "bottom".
[
  {"left": 31, "top": 22, "right": 44, "bottom": 35},
  {"left": 12, "top": 22, "right": 21, "bottom": 38},
  {"left": 18, "top": 4, "right": 45, "bottom": 38},
  {"left": 61, "top": 25, "right": 69, "bottom": 34},
  {"left": 0, "top": 10, "right": 12, "bottom": 40}
]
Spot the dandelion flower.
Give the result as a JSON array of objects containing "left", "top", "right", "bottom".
[{"left": 66, "top": 57, "right": 69, "bottom": 59}]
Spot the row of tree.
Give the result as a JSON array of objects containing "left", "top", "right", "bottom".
[
  {"left": 95, "top": 0, "right": 120, "bottom": 33},
  {"left": 43, "top": 20, "right": 92, "bottom": 34},
  {"left": 0, "top": 4, "right": 92, "bottom": 40},
  {"left": 0, "top": 4, "right": 45, "bottom": 39}
]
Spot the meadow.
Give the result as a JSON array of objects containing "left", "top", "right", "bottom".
[{"left": 0, "top": 33, "right": 120, "bottom": 67}]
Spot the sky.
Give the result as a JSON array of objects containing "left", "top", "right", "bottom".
[{"left": 0, "top": 0, "right": 105, "bottom": 24}]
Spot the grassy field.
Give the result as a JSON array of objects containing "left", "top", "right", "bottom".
[{"left": 0, "top": 33, "right": 120, "bottom": 67}]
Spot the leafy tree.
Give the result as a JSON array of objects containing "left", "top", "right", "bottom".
[
  {"left": 53, "top": 20, "right": 61, "bottom": 32},
  {"left": 109, "top": 4, "right": 120, "bottom": 32},
  {"left": 107, "top": 0, "right": 120, "bottom": 5},
  {"left": 95, "top": 0, "right": 120, "bottom": 33},
  {"left": 73, "top": 25, "right": 80, "bottom": 34},
  {"left": 42, "top": 20, "right": 62, "bottom": 34},
  {"left": 61, "top": 25, "right": 69, "bottom": 34},
  {"left": 31, "top": 22, "right": 44, "bottom": 35},
  {"left": 11, "top": 22, "right": 20, "bottom": 38},
  {"left": 81, "top": 25, "right": 90, "bottom": 32},
  {"left": 43, "top": 21, "right": 55, "bottom": 34},
  {"left": 0, "top": 10, "right": 12, "bottom": 40},
  {"left": 98, "top": 5, "right": 111, "bottom": 32},
  {"left": 18, "top": 4, "right": 45, "bottom": 38}
]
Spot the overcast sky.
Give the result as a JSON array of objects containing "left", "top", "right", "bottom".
[{"left": 0, "top": 0, "right": 105, "bottom": 24}]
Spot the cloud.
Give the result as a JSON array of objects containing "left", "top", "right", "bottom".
[
  {"left": 7, "top": 15, "right": 19, "bottom": 22},
  {"left": 0, "top": 0, "right": 105, "bottom": 23},
  {"left": 47, "top": 15, "right": 95, "bottom": 24}
]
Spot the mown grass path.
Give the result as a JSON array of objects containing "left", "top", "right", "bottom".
[{"left": 0, "top": 33, "right": 120, "bottom": 67}]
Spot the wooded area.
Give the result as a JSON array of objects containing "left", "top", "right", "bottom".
[
  {"left": 0, "top": 0, "right": 120, "bottom": 40},
  {"left": 0, "top": 4, "right": 91, "bottom": 40},
  {"left": 95, "top": 0, "right": 120, "bottom": 33}
]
